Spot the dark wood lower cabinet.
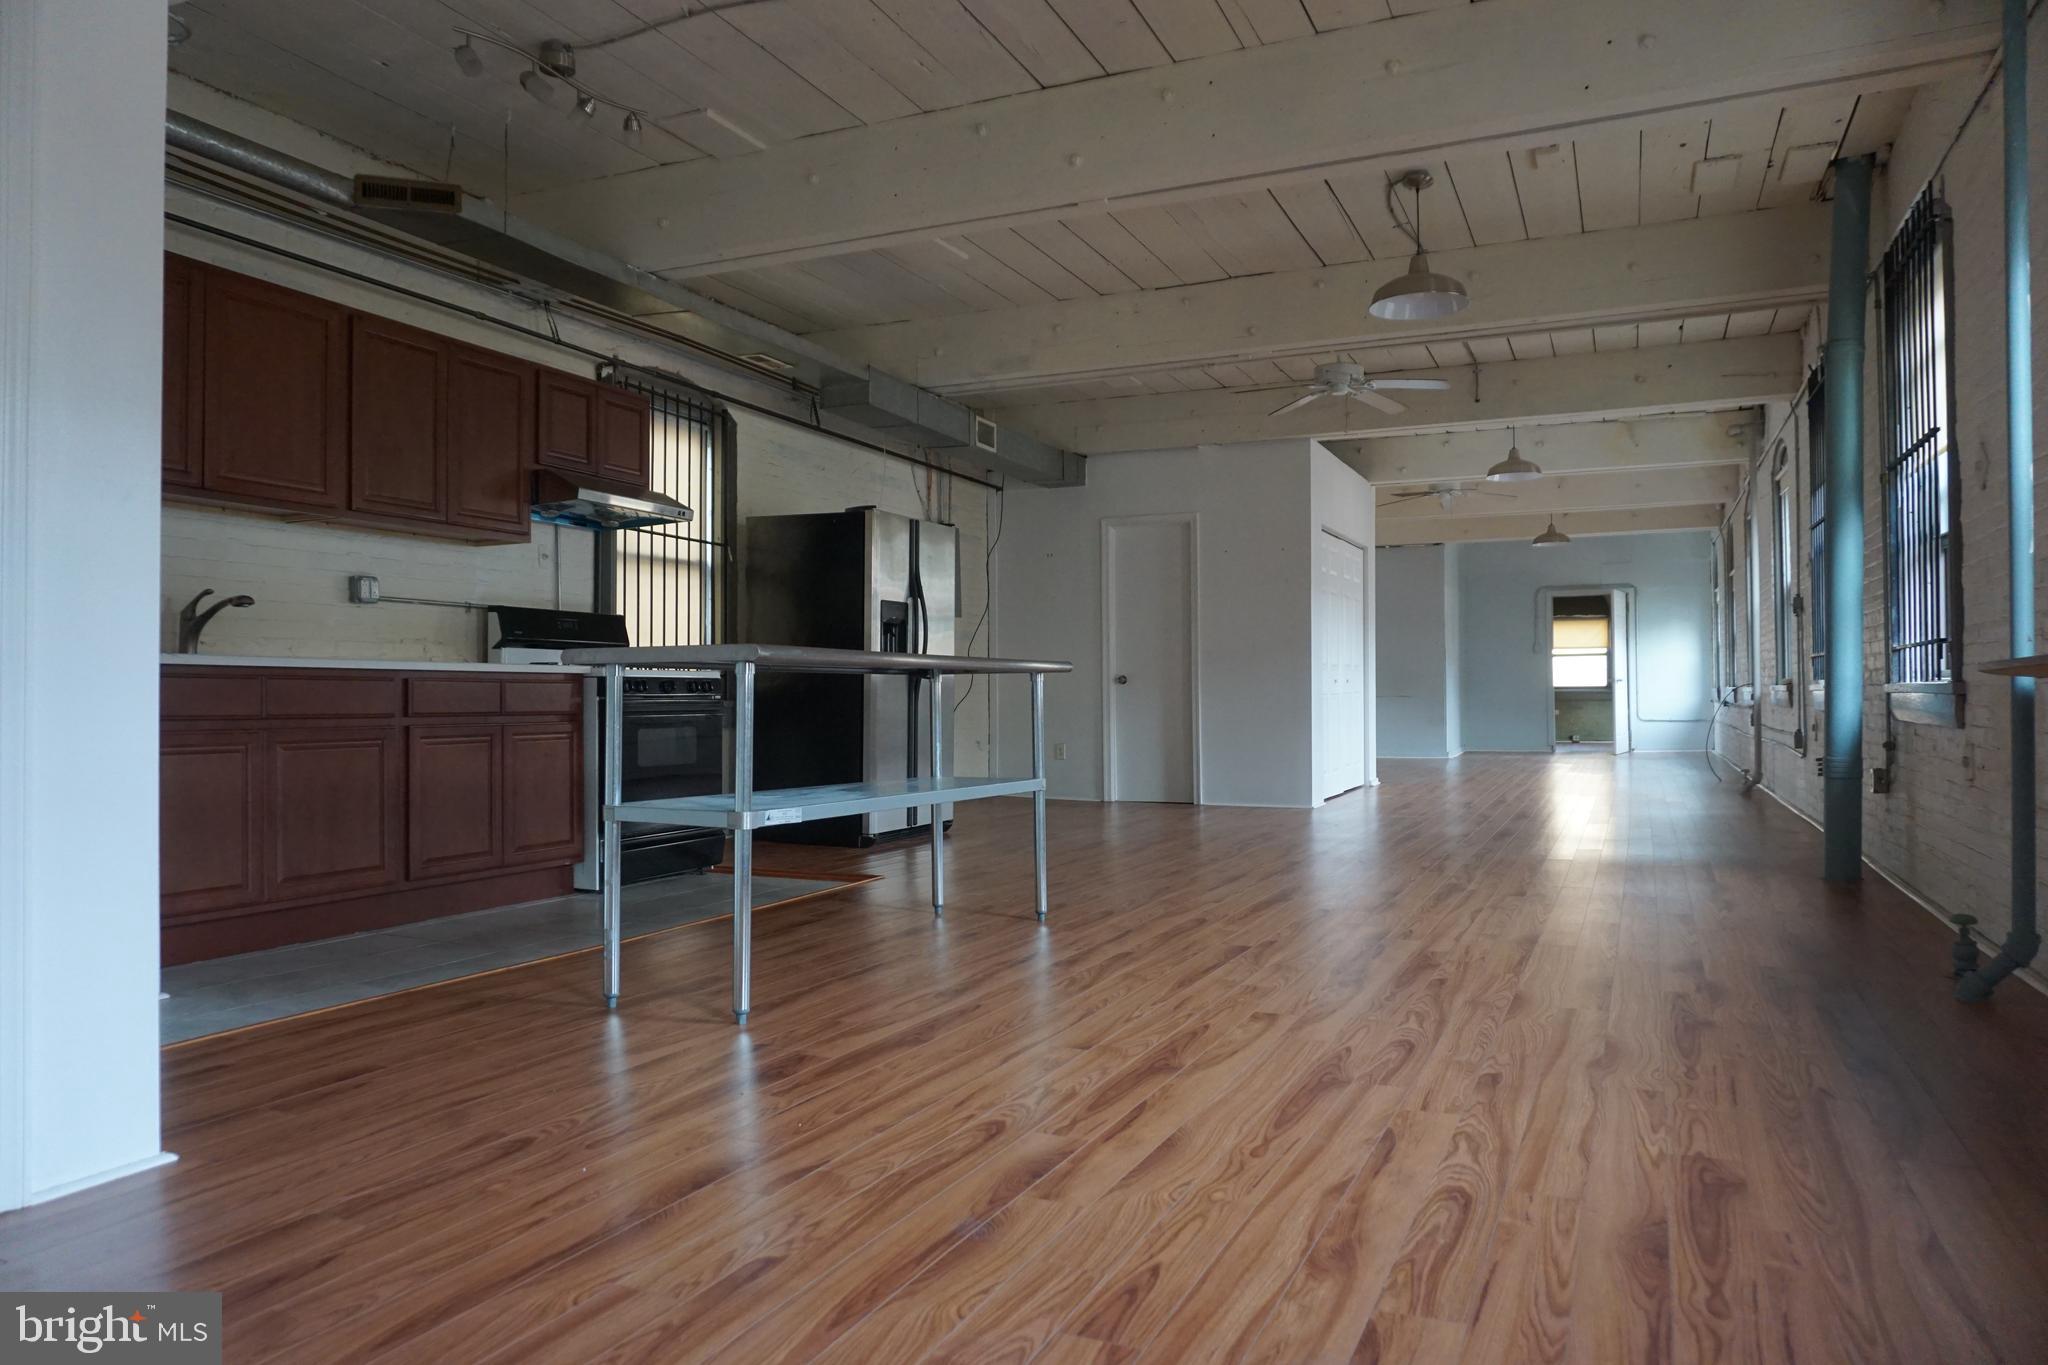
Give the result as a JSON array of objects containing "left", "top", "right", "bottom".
[{"left": 161, "top": 667, "right": 587, "bottom": 964}]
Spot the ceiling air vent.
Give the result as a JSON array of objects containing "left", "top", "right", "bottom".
[
  {"left": 740, "top": 352, "right": 797, "bottom": 375},
  {"left": 351, "top": 175, "right": 464, "bottom": 214},
  {"left": 972, "top": 415, "right": 999, "bottom": 454}
]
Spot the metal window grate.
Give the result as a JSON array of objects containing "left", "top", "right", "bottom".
[
  {"left": 1878, "top": 188, "right": 1961, "bottom": 685},
  {"left": 1772, "top": 442, "right": 1795, "bottom": 683},
  {"left": 1807, "top": 372, "right": 1828, "bottom": 684},
  {"left": 596, "top": 370, "right": 731, "bottom": 647}
]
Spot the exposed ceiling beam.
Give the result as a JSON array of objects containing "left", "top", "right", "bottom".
[
  {"left": 1337, "top": 412, "right": 1759, "bottom": 485},
  {"left": 509, "top": 0, "right": 1996, "bottom": 275},
  {"left": 1379, "top": 504, "right": 1724, "bottom": 547},
  {"left": 1377, "top": 465, "right": 1741, "bottom": 519},
  {"left": 992, "top": 335, "right": 1801, "bottom": 454},
  {"left": 823, "top": 208, "right": 1828, "bottom": 393}
]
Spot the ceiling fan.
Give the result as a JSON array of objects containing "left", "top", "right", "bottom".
[
  {"left": 1380, "top": 482, "right": 1517, "bottom": 512},
  {"left": 1265, "top": 361, "right": 1450, "bottom": 417}
]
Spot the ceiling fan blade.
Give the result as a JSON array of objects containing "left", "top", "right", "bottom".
[
  {"left": 1383, "top": 489, "right": 1435, "bottom": 502},
  {"left": 1348, "top": 387, "right": 1405, "bottom": 415},
  {"left": 1266, "top": 390, "right": 1328, "bottom": 417},
  {"left": 1365, "top": 378, "right": 1452, "bottom": 391}
]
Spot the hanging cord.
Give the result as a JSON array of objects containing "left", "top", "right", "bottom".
[
  {"left": 953, "top": 478, "right": 1007, "bottom": 715},
  {"left": 1385, "top": 177, "right": 1425, "bottom": 255}
]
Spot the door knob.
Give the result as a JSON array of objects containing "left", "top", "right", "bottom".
[{"left": 1114, "top": 674, "right": 1129, "bottom": 685}]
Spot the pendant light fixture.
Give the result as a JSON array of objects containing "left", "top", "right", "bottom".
[
  {"left": 1369, "top": 170, "right": 1472, "bottom": 321},
  {"left": 1532, "top": 517, "right": 1572, "bottom": 547},
  {"left": 1485, "top": 426, "right": 1544, "bottom": 482}
]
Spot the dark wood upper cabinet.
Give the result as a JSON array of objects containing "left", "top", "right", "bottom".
[
  {"left": 350, "top": 315, "right": 449, "bottom": 522},
  {"left": 267, "top": 728, "right": 404, "bottom": 902},
  {"left": 595, "top": 386, "right": 653, "bottom": 488},
  {"left": 161, "top": 729, "right": 264, "bottom": 920},
  {"left": 447, "top": 345, "right": 535, "bottom": 536},
  {"left": 536, "top": 370, "right": 597, "bottom": 475},
  {"left": 200, "top": 269, "right": 349, "bottom": 510},
  {"left": 162, "top": 255, "right": 204, "bottom": 488},
  {"left": 504, "top": 723, "right": 583, "bottom": 866},
  {"left": 409, "top": 727, "right": 504, "bottom": 880}
]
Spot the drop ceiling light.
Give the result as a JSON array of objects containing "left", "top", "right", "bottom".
[
  {"left": 1532, "top": 517, "right": 1572, "bottom": 547},
  {"left": 1369, "top": 170, "right": 1471, "bottom": 322},
  {"left": 450, "top": 28, "right": 663, "bottom": 140},
  {"left": 1486, "top": 426, "right": 1544, "bottom": 482}
]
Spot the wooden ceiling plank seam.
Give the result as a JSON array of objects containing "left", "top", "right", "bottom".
[
  {"left": 1695, "top": 103, "right": 1782, "bottom": 216},
  {"left": 964, "top": 226, "right": 1099, "bottom": 298},
  {"left": 870, "top": 0, "right": 1039, "bottom": 101},
  {"left": 1680, "top": 313, "right": 1731, "bottom": 344},
  {"left": 1442, "top": 151, "right": 1526, "bottom": 246},
  {"left": 1464, "top": 336, "right": 1516, "bottom": 364},
  {"left": 1549, "top": 327, "right": 1596, "bottom": 356},
  {"left": 943, "top": 234, "right": 1065, "bottom": 305},
  {"left": 1270, "top": 179, "right": 1371, "bottom": 265},
  {"left": 783, "top": 255, "right": 928, "bottom": 324},
  {"left": 879, "top": 241, "right": 1022, "bottom": 312},
  {"left": 1506, "top": 332, "right": 1555, "bottom": 361},
  {"left": 1060, "top": 213, "right": 1184, "bottom": 289},
  {"left": 1837, "top": 87, "right": 1918, "bottom": 159},
  {"left": 1110, "top": 205, "right": 1230, "bottom": 283},
  {"left": 1639, "top": 118, "right": 1710, "bottom": 224},
  {"left": 1013, "top": 222, "right": 1143, "bottom": 294},
  {"left": 611, "top": 6, "right": 868, "bottom": 140},
  {"left": 1131, "top": 0, "right": 1245, "bottom": 61},
  {"left": 832, "top": 249, "right": 990, "bottom": 319},
  {"left": 788, "top": 0, "right": 978, "bottom": 111},
  {"left": 1507, "top": 139, "right": 1583, "bottom": 238},
  {"left": 1212, "top": 0, "right": 1266, "bottom": 48},
  {"left": 1724, "top": 307, "right": 1776, "bottom": 338},
  {"left": 1041, "top": 0, "right": 1173, "bottom": 73},
  {"left": 1770, "top": 305, "right": 1811, "bottom": 333},
  {"left": 714, "top": 265, "right": 872, "bottom": 331},
  {"left": 1301, "top": 0, "right": 1394, "bottom": 32},
  {"left": 1592, "top": 322, "right": 1639, "bottom": 352},
  {"left": 722, "top": 4, "right": 924, "bottom": 124},
  {"left": 1228, "top": 0, "right": 1316, "bottom": 44},
  {"left": 1635, "top": 318, "right": 1685, "bottom": 348},
  {"left": 957, "top": 0, "right": 1106, "bottom": 86},
  {"left": 1756, "top": 94, "right": 1857, "bottom": 208},
  {"left": 1570, "top": 123, "right": 1642, "bottom": 231},
  {"left": 680, "top": 275, "right": 822, "bottom": 335}
]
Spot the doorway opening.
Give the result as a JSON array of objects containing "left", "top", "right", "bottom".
[
  {"left": 1102, "top": 515, "right": 1198, "bottom": 803},
  {"left": 1551, "top": 594, "right": 1615, "bottom": 749}
]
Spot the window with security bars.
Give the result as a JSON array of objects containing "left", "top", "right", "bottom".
[
  {"left": 1878, "top": 188, "right": 1961, "bottom": 685},
  {"left": 596, "top": 371, "right": 732, "bottom": 646},
  {"left": 1772, "top": 442, "right": 1796, "bottom": 684}
]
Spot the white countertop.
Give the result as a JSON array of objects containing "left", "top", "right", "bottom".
[{"left": 161, "top": 654, "right": 591, "bottom": 675}]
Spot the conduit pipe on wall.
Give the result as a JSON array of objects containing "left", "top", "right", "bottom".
[
  {"left": 1959, "top": 0, "right": 2039, "bottom": 1000},
  {"left": 1822, "top": 154, "right": 1873, "bottom": 883}
]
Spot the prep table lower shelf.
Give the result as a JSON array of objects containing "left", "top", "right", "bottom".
[{"left": 610, "top": 775, "right": 1047, "bottom": 830}]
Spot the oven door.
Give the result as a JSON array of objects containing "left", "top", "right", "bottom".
[
  {"left": 620, "top": 705, "right": 726, "bottom": 804},
  {"left": 576, "top": 688, "right": 731, "bottom": 890}
]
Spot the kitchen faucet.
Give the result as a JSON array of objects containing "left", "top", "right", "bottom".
[{"left": 176, "top": 589, "right": 255, "bottom": 654}]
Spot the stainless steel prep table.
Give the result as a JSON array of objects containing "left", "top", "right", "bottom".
[{"left": 559, "top": 644, "right": 1073, "bottom": 1021}]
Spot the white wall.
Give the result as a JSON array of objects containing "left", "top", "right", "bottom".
[
  {"left": 995, "top": 440, "right": 1322, "bottom": 806},
  {"left": 1310, "top": 443, "right": 1377, "bottom": 793},
  {"left": 1376, "top": 544, "right": 1461, "bottom": 758},
  {"left": 1457, "top": 531, "right": 1717, "bottom": 753},
  {"left": 0, "top": 0, "right": 167, "bottom": 1208}
]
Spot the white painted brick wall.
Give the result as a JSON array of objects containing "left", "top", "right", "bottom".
[{"left": 1720, "top": 41, "right": 2048, "bottom": 957}]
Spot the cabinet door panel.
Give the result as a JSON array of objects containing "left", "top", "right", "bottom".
[
  {"left": 409, "top": 728, "right": 503, "bottom": 879},
  {"left": 163, "top": 255, "right": 204, "bottom": 487},
  {"left": 267, "top": 729, "right": 403, "bottom": 900},
  {"left": 448, "top": 345, "right": 535, "bottom": 535},
  {"left": 594, "top": 386, "right": 651, "bottom": 488},
  {"left": 161, "top": 729, "right": 264, "bottom": 918},
  {"left": 350, "top": 315, "right": 448, "bottom": 522},
  {"left": 536, "top": 371, "right": 596, "bottom": 474},
  {"left": 504, "top": 723, "right": 582, "bottom": 866},
  {"left": 200, "top": 272, "right": 348, "bottom": 508}
]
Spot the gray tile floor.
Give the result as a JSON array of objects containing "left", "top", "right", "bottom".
[{"left": 160, "top": 872, "right": 848, "bottom": 1043}]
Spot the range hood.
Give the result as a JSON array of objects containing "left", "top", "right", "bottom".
[{"left": 530, "top": 472, "right": 693, "bottom": 531}]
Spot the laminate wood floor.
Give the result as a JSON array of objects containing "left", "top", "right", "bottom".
[{"left": 6, "top": 753, "right": 2048, "bottom": 1363}]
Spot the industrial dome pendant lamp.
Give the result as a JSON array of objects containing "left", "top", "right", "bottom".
[
  {"left": 1369, "top": 170, "right": 1472, "bottom": 321},
  {"left": 1532, "top": 517, "right": 1572, "bottom": 547},
  {"left": 1485, "top": 425, "right": 1544, "bottom": 482}
]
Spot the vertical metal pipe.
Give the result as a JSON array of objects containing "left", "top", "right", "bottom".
[
  {"left": 1824, "top": 155, "right": 1875, "bottom": 882},
  {"left": 1031, "top": 672, "right": 1048, "bottom": 922},
  {"left": 602, "top": 664, "right": 624, "bottom": 1007},
  {"left": 1961, "top": 0, "right": 2040, "bottom": 999},
  {"left": 929, "top": 669, "right": 945, "bottom": 916},
  {"left": 732, "top": 661, "right": 755, "bottom": 1022}
]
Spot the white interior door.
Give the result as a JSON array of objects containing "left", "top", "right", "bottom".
[
  {"left": 1316, "top": 533, "right": 1367, "bottom": 799},
  {"left": 1105, "top": 517, "right": 1195, "bottom": 803},
  {"left": 1610, "top": 588, "right": 1633, "bottom": 754}
]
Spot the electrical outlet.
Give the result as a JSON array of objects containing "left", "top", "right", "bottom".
[{"left": 1052, "top": 742, "right": 1068, "bottom": 761}]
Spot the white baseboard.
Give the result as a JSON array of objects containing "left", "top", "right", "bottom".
[{"left": 28, "top": 1150, "right": 177, "bottom": 1206}]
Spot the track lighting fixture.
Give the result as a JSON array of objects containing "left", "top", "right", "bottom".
[
  {"left": 1369, "top": 170, "right": 1472, "bottom": 322},
  {"left": 449, "top": 28, "right": 656, "bottom": 140}
]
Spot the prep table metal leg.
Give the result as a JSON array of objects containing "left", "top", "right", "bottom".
[
  {"left": 929, "top": 669, "right": 944, "bottom": 916},
  {"left": 1031, "top": 672, "right": 1048, "bottom": 922},
  {"left": 732, "top": 661, "right": 755, "bottom": 1023},
  {"left": 602, "top": 664, "right": 624, "bottom": 1007}
]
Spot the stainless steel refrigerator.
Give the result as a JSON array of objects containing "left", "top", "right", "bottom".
[{"left": 744, "top": 507, "right": 958, "bottom": 845}]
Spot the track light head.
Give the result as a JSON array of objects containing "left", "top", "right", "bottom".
[
  {"left": 452, "top": 39, "right": 484, "bottom": 77},
  {"left": 520, "top": 67, "right": 563, "bottom": 108},
  {"left": 575, "top": 94, "right": 597, "bottom": 118},
  {"left": 622, "top": 111, "right": 645, "bottom": 145}
]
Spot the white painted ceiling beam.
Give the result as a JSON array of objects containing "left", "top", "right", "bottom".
[
  {"left": 1377, "top": 465, "right": 1741, "bottom": 520},
  {"left": 992, "top": 335, "right": 1802, "bottom": 454},
  {"left": 822, "top": 207, "right": 1829, "bottom": 392},
  {"left": 508, "top": 0, "right": 1996, "bottom": 274},
  {"left": 1378, "top": 504, "right": 1725, "bottom": 547},
  {"left": 1336, "top": 413, "right": 1759, "bottom": 485}
]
